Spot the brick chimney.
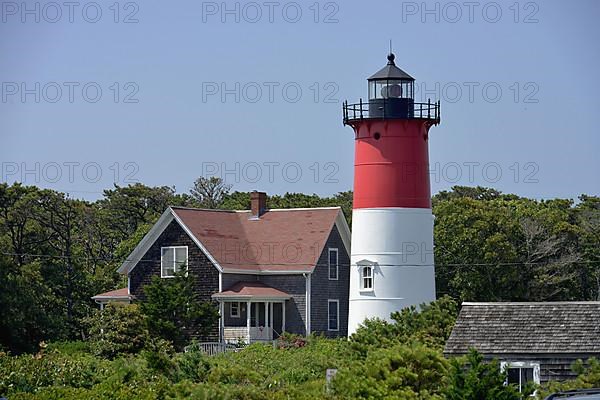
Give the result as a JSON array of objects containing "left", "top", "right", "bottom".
[{"left": 250, "top": 191, "right": 267, "bottom": 219}]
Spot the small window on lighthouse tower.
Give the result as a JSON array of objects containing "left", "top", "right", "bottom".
[{"left": 361, "top": 266, "right": 373, "bottom": 291}]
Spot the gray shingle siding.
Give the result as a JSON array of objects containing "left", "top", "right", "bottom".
[
  {"left": 479, "top": 354, "right": 592, "bottom": 383},
  {"left": 260, "top": 274, "right": 307, "bottom": 335},
  {"left": 129, "top": 220, "right": 220, "bottom": 340},
  {"left": 445, "top": 302, "right": 600, "bottom": 383},
  {"left": 220, "top": 273, "right": 307, "bottom": 335},
  {"left": 222, "top": 273, "right": 258, "bottom": 288},
  {"left": 310, "top": 225, "right": 350, "bottom": 337}
]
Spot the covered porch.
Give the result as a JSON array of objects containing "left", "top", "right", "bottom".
[
  {"left": 212, "top": 281, "right": 291, "bottom": 344},
  {"left": 91, "top": 288, "right": 134, "bottom": 309}
]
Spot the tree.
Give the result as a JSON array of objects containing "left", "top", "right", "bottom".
[
  {"left": 33, "top": 190, "right": 88, "bottom": 334},
  {"left": 432, "top": 185, "right": 504, "bottom": 204},
  {"left": 0, "top": 258, "right": 65, "bottom": 353},
  {"left": 99, "top": 183, "right": 182, "bottom": 238},
  {"left": 445, "top": 349, "right": 521, "bottom": 400},
  {"left": 190, "top": 177, "right": 231, "bottom": 209},
  {"left": 139, "top": 271, "right": 219, "bottom": 350},
  {"left": 86, "top": 303, "right": 148, "bottom": 358},
  {"left": 433, "top": 196, "right": 525, "bottom": 301}
]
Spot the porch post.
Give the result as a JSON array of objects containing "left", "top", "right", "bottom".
[
  {"left": 219, "top": 301, "right": 224, "bottom": 343},
  {"left": 269, "top": 302, "right": 273, "bottom": 330},
  {"left": 246, "top": 300, "right": 251, "bottom": 343},
  {"left": 265, "top": 302, "right": 269, "bottom": 328},
  {"left": 282, "top": 301, "right": 286, "bottom": 333}
]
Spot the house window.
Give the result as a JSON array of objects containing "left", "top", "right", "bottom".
[
  {"left": 328, "top": 299, "right": 339, "bottom": 331},
  {"left": 161, "top": 246, "right": 188, "bottom": 278},
  {"left": 230, "top": 302, "right": 240, "bottom": 318},
  {"left": 361, "top": 265, "right": 373, "bottom": 290},
  {"left": 328, "top": 248, "right": 339, "bottom": 280},
  {"left": 501, "top": 361, "right": 540, "bottom": 394}
]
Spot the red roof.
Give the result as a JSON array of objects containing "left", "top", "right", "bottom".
[
  {"left": 92, "top": 288, "right": 131, "bottom": 300},
  {"left": 172, "top": 207, "right": 343, "bottom": 273},
  {"left": 212, "top": 281, "right": 291, "bottom": 299}
]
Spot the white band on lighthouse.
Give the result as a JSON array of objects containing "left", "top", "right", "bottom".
[{"left": 347, "top": 207, "right": 436, "bottom": 336}]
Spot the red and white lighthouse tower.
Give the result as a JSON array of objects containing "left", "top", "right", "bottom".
[{"left": 343, "top": 53, "right": 441, "bottom": 335}]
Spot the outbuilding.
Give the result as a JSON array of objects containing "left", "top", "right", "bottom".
[{"left": 444, "top": 302, "right": 600, "bottom": 393}]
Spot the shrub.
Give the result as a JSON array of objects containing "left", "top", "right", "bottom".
[
  {"left": 333, "top": 342, "right": 448, "bottom": 399},
  {"left": 86, "top": 303, "right": 148, "bottom": 359},
  {"left": 46, "top": 340, "right": 91, "bottom": 355},
  {"left": 140, "top": 272, "right": 219, "bottom": 350},
  {"left": 350, "top": 295, "right": 458, "bottom": 356},
  {"left": 445, "top": 349, "right": 521, "bottom": 400},
  {"left": 142, "top": 337, "right": 176, "bottom": 378},
  {"left": 0, "top": 350, "right": 111, "bottom": 395},
  {"left": 172, "top": 346, "right": 211, "bottom": 382},
  {"left": 536, "top": 358, "right": 600, "bottom": 399}
]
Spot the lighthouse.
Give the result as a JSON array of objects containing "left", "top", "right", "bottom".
[{"left": 343, "top": 53, "right": 441, "bottom": 335}]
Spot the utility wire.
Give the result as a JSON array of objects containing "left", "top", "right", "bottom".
[{"left": 2, "top": 251, "right": 599, "bottom": 269}]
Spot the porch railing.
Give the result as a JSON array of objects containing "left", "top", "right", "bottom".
[{"left": 185, "top": 342, "right": 237, "bottom": 356}]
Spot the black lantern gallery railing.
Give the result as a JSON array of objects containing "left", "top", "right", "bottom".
[{"left": 343, "top": 98, "right": 441, "bottom": 125}]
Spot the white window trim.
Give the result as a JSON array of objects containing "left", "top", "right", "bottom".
[
  {"left": 160, "top": 246, "right": 188, "bottom": 278},
  {"left": 230, "top": 301, "right": 240, "bottom": 318},
  {"left": 328, "top": 248, "right": 339, "bottom": 281},
  {"left": 328, "top": 299, "right": 339, "bottom": 331},
  {"left": 360, "top": 265, "right": 374, "bottom": 292},
  {"left": 500, "top": 361, "right": 540, "bottom": 395}
]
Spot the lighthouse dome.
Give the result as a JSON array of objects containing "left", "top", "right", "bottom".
[{"left": 368, "top": 53, "right": 415, "bottom": 81}]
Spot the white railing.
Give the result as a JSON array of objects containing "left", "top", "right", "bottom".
[
  {"left": 223, "top": 326, "right": 274, "bottom": 344},
  {"left": 185, "top": 342, "right": 237, "bottom": 356}
]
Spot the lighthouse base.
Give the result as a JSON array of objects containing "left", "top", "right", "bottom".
[{"left": 347, "top": 207, "right": 437, "bottom": 336}]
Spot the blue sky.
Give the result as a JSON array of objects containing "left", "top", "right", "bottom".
[{"left": 1, "top": 0, "right": 599, "bottom": 201}]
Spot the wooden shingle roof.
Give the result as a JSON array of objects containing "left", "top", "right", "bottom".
[{"left": 444, "top": 302, "right": 600, "bottom": 355}]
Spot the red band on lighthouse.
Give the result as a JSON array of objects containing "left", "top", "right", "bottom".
[{"left": 352, "top": 119, "right": 433, "bottom": 209}]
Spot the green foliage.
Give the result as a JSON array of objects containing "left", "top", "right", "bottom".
[
  {"left": 333, "top": 342, "right": 448, "bottom": 399},
  {"left": 433, "top": 186, "right": 599, "bottom": 302},
  {"left": 45, "top": 341, "right": 91, "bottom": 355},
  {"left": 444, "top": 349, "right": 521, "bottom": 400},
  {"left": 0, "top": 348, "right": 112, "bottom": 395},
  {"left": 350, "top": 296, "right": 458, "bottom": 355},
  {"left": 535, "top": 358, "right": 600, "bottom": 399},
  {"left": 86, "top": 303, "right": 148, "bottom": 358},
  {"left": 142, "top": 337, "right": 176, "bottom": 377},
  {"left": 171, "top": 346, "right": 211, "bottom": 382},
  {"left": 140, "top": 271, "right": 220, "bottom": 350}
]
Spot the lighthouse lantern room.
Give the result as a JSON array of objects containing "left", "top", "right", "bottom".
[{"left": 343, "top": 53, "right": 441, "bottom": 336}]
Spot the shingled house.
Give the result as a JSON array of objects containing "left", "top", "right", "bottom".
[
  {"left": 445, "top": 302, "right": 600, "bottom": 393},
  {"left": 93, "top": 192, "right": 351, "bottom": 343}
]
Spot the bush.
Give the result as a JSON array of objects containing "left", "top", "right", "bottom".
[
  {"left": 140, "top": 272, "right": 219, "bottom": 350},
  {"left": 445, "top": 349, "right": 521, "bottom": 400},
  {"left": 536, "top": 358, "right": 600, "bottom": 399},
  {"left": 172, "top": 347, "right": 211, "bottom": 382},
  {"left": 0, "top": 350, "right": 111, "bottom": 395},
  {"left": 141, "top": 337, "right": 176, "bottom": 378},
  {"left": 333, "top": 342, "right": 448, "bottom": 399},
  {"left": 46, "top": 340, "right": 91, "bottom": 355},
  {"left": 86, "top": 303, "right": 148, "bottom": 359},
  {"left": 350, "top": 295, "right": 458, "bottom": 356}
]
